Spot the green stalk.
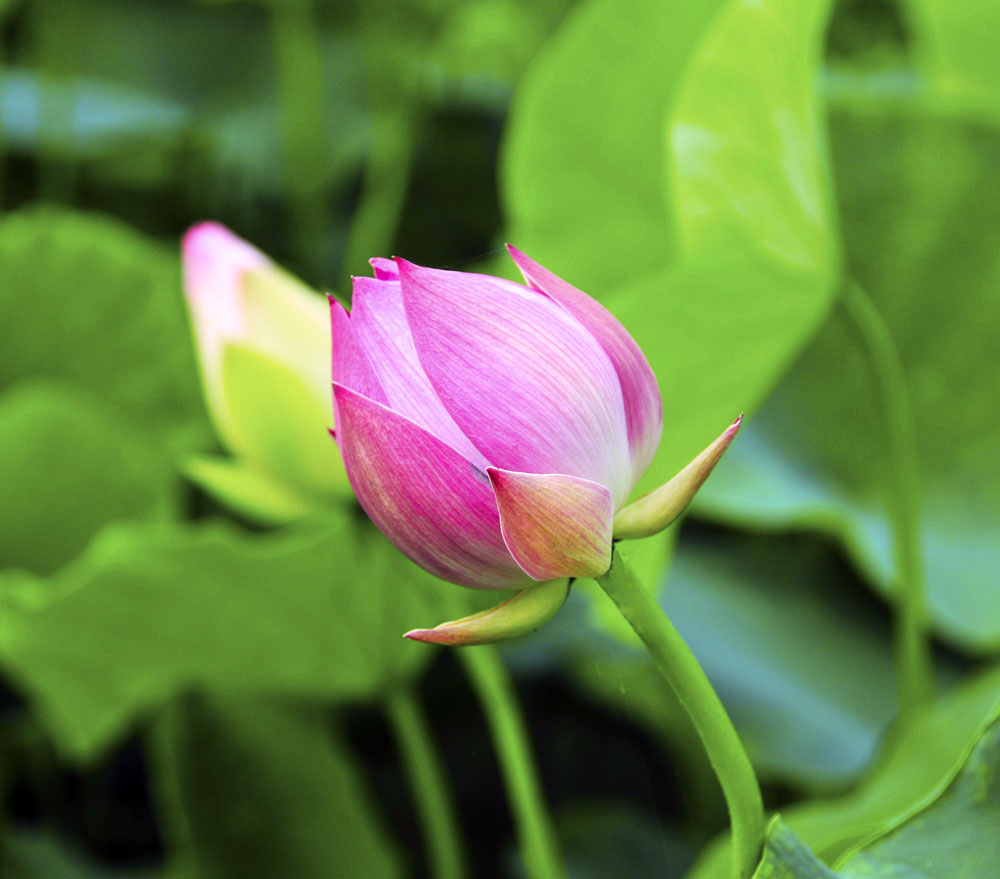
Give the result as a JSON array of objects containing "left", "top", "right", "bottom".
[
  {"left": 384, "top": 686, "right": 467, "bottom": 879},
  {"left": 596, "top": 548, "right": 764, "bottom": 879},
  {"left": 841, "top": 282, "right": 934, "bottom": 714},
  {"left": 458, "top": 646, "right": 565, "bottom": 879},
  {"left": 269, "top": 0, "right": 328, "bottom": 270}
]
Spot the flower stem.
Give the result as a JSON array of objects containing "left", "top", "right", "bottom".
[
  {"left": 841, "top": 282, "right": 934, "bottom": 715},
  {"left": 458, "top": 646, "right": 565, "bottom": 879},
  {"left": 384, "top": 685, "right": 467, "bottom": 879},
  {"left": 596, "top": 548, "right": 764, "bottom": 879}
]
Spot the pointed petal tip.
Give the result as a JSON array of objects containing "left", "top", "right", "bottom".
[
  {"left": 369, "top": 256, "right": 399, "bottom": 280},
  {"left": 402, "top": 580, "right": 571, "bottom": 647},
  {"left": 403, "top": 628, "right": 436, "bottom": 643},
  {"left": 613, "top": 414, "right": 744, "bottom": 540}
]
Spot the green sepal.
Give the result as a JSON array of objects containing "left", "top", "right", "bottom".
[
  {"left": 219, "top": 342, "right": 349, "bottom": 502},
  {"left": 183, "top": 454, "right": 318, "bottom": 526},
  {"left": 404, "top": 578, "right": 571, "bottom": 646}
]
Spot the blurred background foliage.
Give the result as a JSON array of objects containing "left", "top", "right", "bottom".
[{"left": 0, "top": 0, "right": 998, "bottom": 877}]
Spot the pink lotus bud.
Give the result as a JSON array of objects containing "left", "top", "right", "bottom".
[
  {"left": 183, "top": 223, "right": 346, "bottom": 503},
  {"left": 330, "top": 246, "right": 663, "bottom": 589}
]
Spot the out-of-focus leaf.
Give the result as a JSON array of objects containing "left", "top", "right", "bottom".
[
  {"left": 0, "top": 69, "right": 189, "bottom": 159},
  {"left": 0, "top": 516, "right": 470, "bottom": 761},
  {"left": 669, "top": 0, "right": 837, "bottom": 276},
  {"left": 426, "top": 0, "right": 557, "bottom": 109},
  {"left": 689, "top": 664, "right": 1000, "bottom": 878},
  {"left": 0, "top": 381, "right": 174, "bottom": 575},
  {"left": 504, "top": 0, "right": 838, "bottom": 500},
  {"left": 0, "top": 206, "right": 208, "bottom": 455},
  {"left": 2, "top": 831, "right": 156, "bottom": 878},
  {"left": 569, "top": 529, "right": 900, "bottom": 789},
  {"left": 909, "top": 0, "right": 1000, "bottom": 117},
  {"left": 558, "top": 801, "right": 699, "bottom": 879},
  {"left": 66, "top": 0, "right": 365, "bottom": 191},
  {"left": 152, "top": 694, "right": 401, "bottom": 879},
  {"left": 752, "top": 819, "right": 837, "bottom": 879},
  {"left": 740, "top": 714, "right": 1000, "bottom": 878},
  {"left": 503, "top": 0, "right": 722, "bottom": 293},
  {"left": 695, "top": 100, "right": 1000, "bottom": 651},
  {"left": 837, "top": 715, "right": 1000, "bottom": 877}
]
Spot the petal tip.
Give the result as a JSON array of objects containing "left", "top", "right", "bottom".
[{"left": 402, "top": 580, "right": 571, "bottom": 646}]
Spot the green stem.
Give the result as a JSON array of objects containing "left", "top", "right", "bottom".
[
  {"left": 596, "top": 548, "right": 764, "bottom": 879},
  {"left": 269, "top": 0, "right": 329, "bottom": 271},
  {"left": 384, "top": 686, "right": 467, "bottom": 879},
  {"left": 458, "top": 646, "right": 565, "bottom": 879},
  {"left": 841, "top": 282, "right": 934, "bottom": 714}
]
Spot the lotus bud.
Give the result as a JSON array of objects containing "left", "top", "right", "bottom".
[
  {"left": 330, "top": 247, "right": 672, "bottom": 641},
  {"left": 182, "top": 222, "right": 348, "bottom": 520}
]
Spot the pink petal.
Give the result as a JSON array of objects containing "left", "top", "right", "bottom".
[
  {"left": 397, "top": 259, "right": 631, "bottom": 503},
  {"left": 182, "top": 222, "right": 268, "bottom": 339},
  {"left": 507, "top": 245, "right": 663, "bottom": 488},
  {"left": 369, "top": 257, "right": 399, "bottom": 281},
  {"left": 333, "top": 383, "right": 529, "bottom": 589},
  {"left": 488, "top": 468, "right": 614, "bottom": 580},
  {"left": 350, "top": 276, "right": 486, "bottom": 466},
  {"left": 329, "top": 298, "right": 386, "bottom": 405}
]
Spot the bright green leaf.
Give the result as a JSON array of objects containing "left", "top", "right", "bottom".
[
  {"left": 838, "top": 715, "right": 1000, "bottom": 877},
  {"left": 502, "top": 0, "right": 724, "bottom": 293},
  {"left": 694, "top": 98, "right": 1000, "bottom": 651},
  {"left": 909, "top": 0, "right": 1000, "bottom": 118},
  {"left": 503, "top": 0, "right": 839, "bottom": 498},
  {"left": 0, "top": 206, "right": 208, "bottom": 455},
  {"left": 689, "top": 664, "right": 1000, "bottom": 877},
  {"left": 0, "top": 380, "right": 174, "bottom": 574},
  {"left": 669, "top": 0, "right": 838, "bottom": 275},
  {"left": 730, "top": 713, "right": 1000, "bottom": 878},
  {"left": 0, "top": 516, "right": 470, "bottom": 761},
  {"left": 152, "top": 694, "right": 401, "bottom": 879}
]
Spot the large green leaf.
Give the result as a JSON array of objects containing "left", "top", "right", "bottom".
[
  {"left": 0, "top": 516, "right": 470, "bottom": 761},
  {"left": 689, "top": 663, "right": 1000, "bottom": 877},
  {"left": 694, "top": 96, "right": 1000, "bottom": 651},
  {"left": 0, "top": 381, "right": 174, "bottom": 574},
  {"left": 503, "top": 0, "right": 838, "bottom": 494},
  {"left": 739, "top": 711, "right": 1000, "bottom": 878},
  {"left": 502, "top": 0, "right": 723, "bottom": 292},
  {"left": 909, "top": 0, "right": 1000, "bottom": 118},
  {"left": 837, "top": 714, "right": 1000, "bottom": 876},
  {"left": 152, "top": 694, "right": 401, "bottom": 879},
  {"left": 0, "top": 206, "right": 208, "bottom": 454}
]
